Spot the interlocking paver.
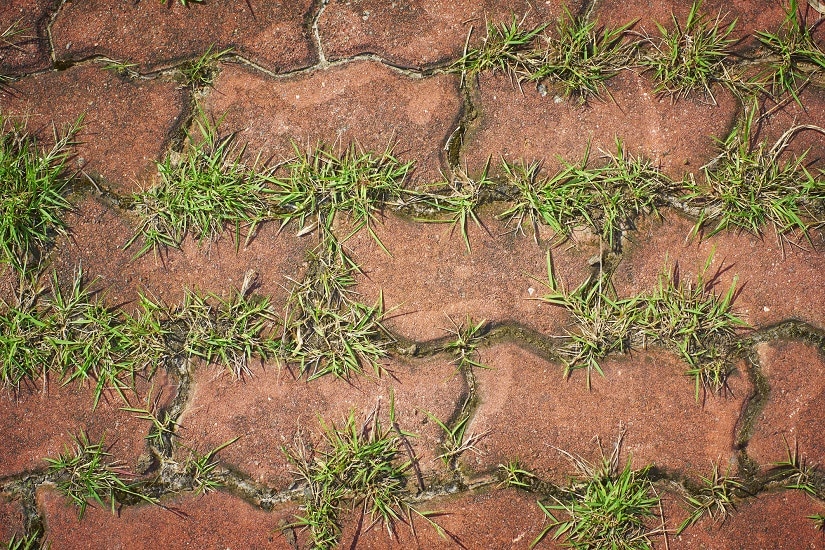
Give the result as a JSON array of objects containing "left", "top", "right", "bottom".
[
  {"left": 0, "top": 65, "right": 187, "bottom": 193},
  {"left": 51, "top": 0, "right": 315, "bottom": 74},
  {"left": 0, "top": 495, "right": 24, "bottom": 543},
  {"left": 0, "top": 0, "right": 54, "bottom": 75}
]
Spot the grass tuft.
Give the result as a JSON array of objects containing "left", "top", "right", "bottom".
[
  {"left": 425, "top": 411, "right": 486, "bottom": 468},
  {"left": 451, "top": 15, "right": 546, "bottom": 81},
  {"left": 677, "top": 463, "right": 743, "bottom": 534},
  {"left": 180, "top": 44, "right": 231, "bottom": 88},
  {"left": 442, "top": 315, "right": 488, "bottom": 371},
  {"left": 183, "top": 437, "right": 239, "bottom": 494}
]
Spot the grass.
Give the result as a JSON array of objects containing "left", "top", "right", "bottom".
[
  {"left": 768, "top": 437, "right": 823, "bottom": 497},
  {"left": 180, "top": 44, "right": 231, "bottom": 88},
  {"left": 639, "top": 1, "right": 738, "bottom": 102},
  {"left": 127, "top": 112, "right": 274, "bottom": 257},
  {"left": 44, "top": 431, "right": 157, "bottom": 519},
  {"left": 451, "top": 15, "right": 546, "bottom": 81},
  {"left": 533, "top": 436, "right": 660, "bottom": 549},
  {"left": 2, "top": 531, "right": 43, "bottom": 550},
  {"left": 442, "top": 315, "right": 488, "bottom": 371},
  {"left": 102, "top": 58, "right": 139, "bottom": 78},
  {"left": 811, "top": 513, "right": 825, "bottom": 531},
  {"left": 677, "top": 463, "right": 743, "bottom": 533},
  {"left": 686, "top": 105, "right": 825, "bottom": 241},
  {"left": 498, "top": 460, "right": 539, "bottom": 490},
  {"left": 755, "top": 0, "right": 825, "bottom": 104},
  {"left": 425, "top": 411, "right": 486, "bottom": 468},
  {"left": 282, "top": 394, "right": 442, "bottom": 549},
  {"left": 500, "top": 141, "right": 672, "bottom": 249},
  {"left": 121, "top": 386, "right": 178, "bottom": 448},
  {"left": 0, "top": 116, "right": 78, "bottom": 273},
  {"left": 183, "top": 437, "right": 239, "bottom": 494}
]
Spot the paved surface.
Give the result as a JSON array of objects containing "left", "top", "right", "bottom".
[{"left": 2, "top": 1, "right": 825, "bottom": 548}]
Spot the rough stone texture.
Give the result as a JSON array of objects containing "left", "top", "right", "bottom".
[
  {"left": 345, "top": 210, "right": 597, "bottom": 341},
  {"left": 50, "top": 0, "right": 315, "bottom": 74},
  {"left": 0, "top": 0, "right": 54, "bottom": 75},
  {"left": 463, "top": 71, "right": 740, "bottom": 181},
  {"left": 338, "top": 487, "right": 559, "bottom": 549},
  {"left": 38, "top": 487, "right": 298, "bottom": 549},
  {"left": 0, "top": 65, "right": 187, "bottom": 192},
  {"left": 747, "top": 340, "right": 825, "bottom": 469},
  {"left": 615, "top": 212, "right": 825, "bottom": 330},
  {"left": 757, "top": 86, "right": 825, "bottom": 172},
  {"left": 0, "top": 495, "right": 25, "bottom": 542},
  {"left": 205, "top": 61, "right": 462, "bottom": 186},
  {"left": 463, "top": 344, "right": 749, "bottom": 482},
  {"left": 177, "top": 355, "right": 465, "bottom": 488},
  {"left": 0, "top": 371, "right": 174, "bottom": 478},
  {"left": 318, "top": 0, "right": 572, "bottom": 69},
  {"left": 666, "top": 490, "right": 825, "bottom": 549},
  {"left": 52, "top": 195, "right": 307, "bottom": 313}
]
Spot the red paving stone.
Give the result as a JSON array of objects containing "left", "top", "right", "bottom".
[
  {"left": 615, "top": 212, "right": 825, "bottom": 330},
  {"left": 205, "top": 61, "right": 462, "bottom": 186},
  {"left": 758, "top": 86, "right": 825, "bottom": 171},
  {"left": 39, "top": 486, "right": 297, "bottom": 549},
  {"left": 176, "top": 355, "right": 465, "bottom": 488},
  {"left": 0, "top": 64, "right": 187, "bottom": 193},
  {"left": 0, "top": 494, "right": 25, "bottom": 542},
  {"left": 747, "top": 340, "right": 825, "bottom": 470},
  {"left": 0, "top": 371, "right": 174, "bottom": 478},
  {"left": 345, "top": 211, "right": 596, "bottom": 341},
  {"left": 318, "top": 0, "right": 570, "bottom": 69},
  {"left": 463, "top": 344, "right": 749, "bottom": 483},
  {"left": 0, "top": 0, "right": 54, "bottom": 75},
  {"left": 50, "top": 0, "right": 315, "bottom": 74},
  {"left": 462, "top": 71, "right": 740, "bottom": 181}
]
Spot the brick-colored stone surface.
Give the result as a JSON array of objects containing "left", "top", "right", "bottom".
[
  {"left": 0, "top": 65, "right": 187, "bottom": 192},
  {"left": 747, "top": 340, "right": 825, "bottom": 469},
  {"left": 51, "top": 1, "right": 315, "bottom": 74},
  {"left": 463, "top": 71, "right": 740, "bottom": 180},
  {"left": 615, "top": 212, "right": 825, "bottom": 330},
  {"left": 177, "top": 355, "right": 464, "bottom": 488},
  {"left": 318, "top": 0, "right": 571, "bottom": 69},
  {"left": 0, "top": 372, "right": 174, "bottom": 478},
  {"left": 463, "top": 344, "right": 749, "bottom": 482},
  {"left": 0, "top": 0, "right": 54, "bottom": 75},
  {"left": 758, "top": 86, "right": 825, "bottom": 171},
  {"left": 205, "top": 61, "right": 462, "bottom": 186},
  {"left": 39, "top": 486, "right": 297, "bottom": 549},
  {"left": 0, "top": 494, "right": 24, "bottom": 542},
  {"left": 345, "top": 211, "right": 596, "bottom": 341}
]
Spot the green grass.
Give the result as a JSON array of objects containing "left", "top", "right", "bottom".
[
  {"left": 451, "top": 15, "right": 546, "bottom": 81},
  {"left": 102, "top": 58, "right": 139, "bottom": 78},
  {"left": 183, "top": 437, "right": 239, "bottom": 494},
  {"left": 500, "top": 142, "right": 672, "bottom": 249},
  {"left": 0, "top": 116, "right": 78, "bottom": 273},
  {"left": 811, "top": 513, "right": 825, "bottom": 531},
  {"left": 533, "top": 438, "right": 660, "bottom": 549},
  {"left": 527, "top": 8, "right": 636, "bottom": 101},
  {"left": 425, "top": 411, "right": 485, "bottom": 468},
  {"left": 686, "top": 106, "right": 825, "bottom": 241},
  {"left": 640, "top": 1, "right": 738, "bottom": 102},
  {"left": 45, "top": 431, "right": 157, "bottom": 519},
  {"left": 769, "top": 437, "right": 823, "bottom": 497},
  {"left": 442, "top": 315, "right": 488, "bottom": 371},
  {"left": 282, "top": 394, "right": 442, "bottom": 549},
  {"left": 755, "top": 0, "right": 825, "bottom": 104},
  {"left": 677, "top": 463, "right": 743, "bottom": 534},
  {"left": 2, "top": 531, "right": 43, "bottom": 550},
  {"left": 180, "top": 44, "right": 231, "bottom": 88},
  {"left": 127, "top": 112, "right": 274, "bottom": 257},
  {"left": 121, "top": 386, "right": 178, "bottom": 448},
  {"left": 498, "top": 460, "right": 539, "bottom": 490}
]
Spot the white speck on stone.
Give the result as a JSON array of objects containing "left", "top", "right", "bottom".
[
  {"left": 553, "top": 95, "right": 564, "bottom": 104},
  {"left": 763, "top": 306, "right": 770, "bottom": 312},
  {"left": 527, "top": 287, "right": 535, "bottom": 296},
  {"left": 295, "top": 94, "right": 300, "bottom": 99}
]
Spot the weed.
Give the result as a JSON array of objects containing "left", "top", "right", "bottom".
[
  {"left": 183, "top": 437, "right": 239, "bottom": 494},
  {"left": 677, "top": 463, "right": 743, "bottom": 534},
  {"left": 811, "top": 514, "right": 825, "bottom": 531},
  {"left": 640, "top": 1, "right": 738, "bottom": 102},
  {"left": 442, "top": 315, "right": 488, "bottom": 371},
  {"left": 282, "top": 395, "right": 442, "bottom": 549},
  {"left": 451, "top": 15, "right": 546, "bottom": 81},
  {"left": 0, "top": 116, "right": 78, "bottom": 273},
  {"left": 533, "top": 434, "right": 660, "bottom": 549},
  {"left": 101, "top": 58, "right": 139, "bottom": 78},
  {"left": 45, "top": 431, "right": 156, "bottom": 518},
  {"left": 769, "top": 437, "right": 823, "bottom": 497},
  {"left": 686, "top": 105, "right": 825, "bottom": 241},
  {"left": 162, "top": 0, "right": 203, "bottom": 6},
  {"left": 127, "top": 112, "right": 274, "bottom": 257},
  {"left": 498, "top": 460, "right": 538, "bottom": 490},
  {"left": 180, "top": 44, "right": 231, "bottom": 88},
  {"left": 755, "top": 0, "right": 825, "bottom": 104},
  {"left": 121, "top": 386, "right": 178, "bottom": 448},
  {"left": 3, "top": 531, "right": 43, "bottom": 550},
  {"left": 527, "top": 8, "right": 636, "bottom": 101},
  {"left": 0, "top": 286, "right": 54, "bottom": 387},
  {"left": 424, "top": 411, "right": 486, "bottom": 468}
]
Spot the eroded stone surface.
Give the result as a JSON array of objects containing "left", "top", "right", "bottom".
[
  {"left": 747, "top": 340, "right": 825, "bottom": 469},
  {"left": 0, "top": 0, "right": 54, "bottom": 75},
  {"left": 463, "top": 71, "right": 739, "bottom": 180},
  {"left": 51, "top": 0, "right": 315, "bottom": 73},
  {"left": 0, "top": 495, "right": 24, "bottom": 543},
  {"left": 615, "top": 212, "right": 825, "bottom": 330},
  {"left": 176, "top": 355, "right": 465, "bottom": 488},
  {"left": 463, "top": 344, "right": 748, "bottom": 482},
  {"left": 0, "top": 65, "right": 187, "bottom": 192},
  {"left": 39, "top": 487, "right": 297, "bottom": 549},
  {"left": 205, "top": 61, "right": 462, "bottom": 186}
]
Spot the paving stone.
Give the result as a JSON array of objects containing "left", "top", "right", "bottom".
[
  {"left": 747, "top": 340, "right": 825, "bottom": 469},
  {"left": 0, "top": 370, "right": 174, "bottom": 478},
  {"left": 338, "top": 487, "right": 559, "bottom": 549},
  {"left": 318, "top": 0, "right": 571, "bottom": 69},
  {"left": 50, "top": 0, "right": 315, "bottom": 74},
  {"left": 205, "top": 61, "right": 462, "bottom": 186},
  {"left": 463, "top": 344, "right": 749, "bottom": 482},
  {"left": 462, "top": 71, "right": 740, "bottom": 181},
  {"left": 0, "top": 0, "right": 54, "bottom": 75},
  {"left": 0, "top": 65, "right": 187, "bottom": 193},
  {"left": 38, "top": 486, "right": 297, "bottom": 549},
  {"left": 344, "top": 211, "right": 596, "bottom": 341},
  {"left": 758, "top": 86, "right": 825, "bottom": 172},
  {"left": 51, "top": 195, "right": 307, "bottom": 313},
  {"left": 176, "top": 355, "right": 465, "bottom": 488},
  {"left": 0, "top": 494, "right": 25, "bottom": 543},
  {"left": 0, "top": 266, "right": 15, "bottom": 305},
  {"left": 666, "top": 490, "right": 825, "bottom": 549},
  {"left": 614, "top": 212, "right": 825, "bottom": 330}
]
